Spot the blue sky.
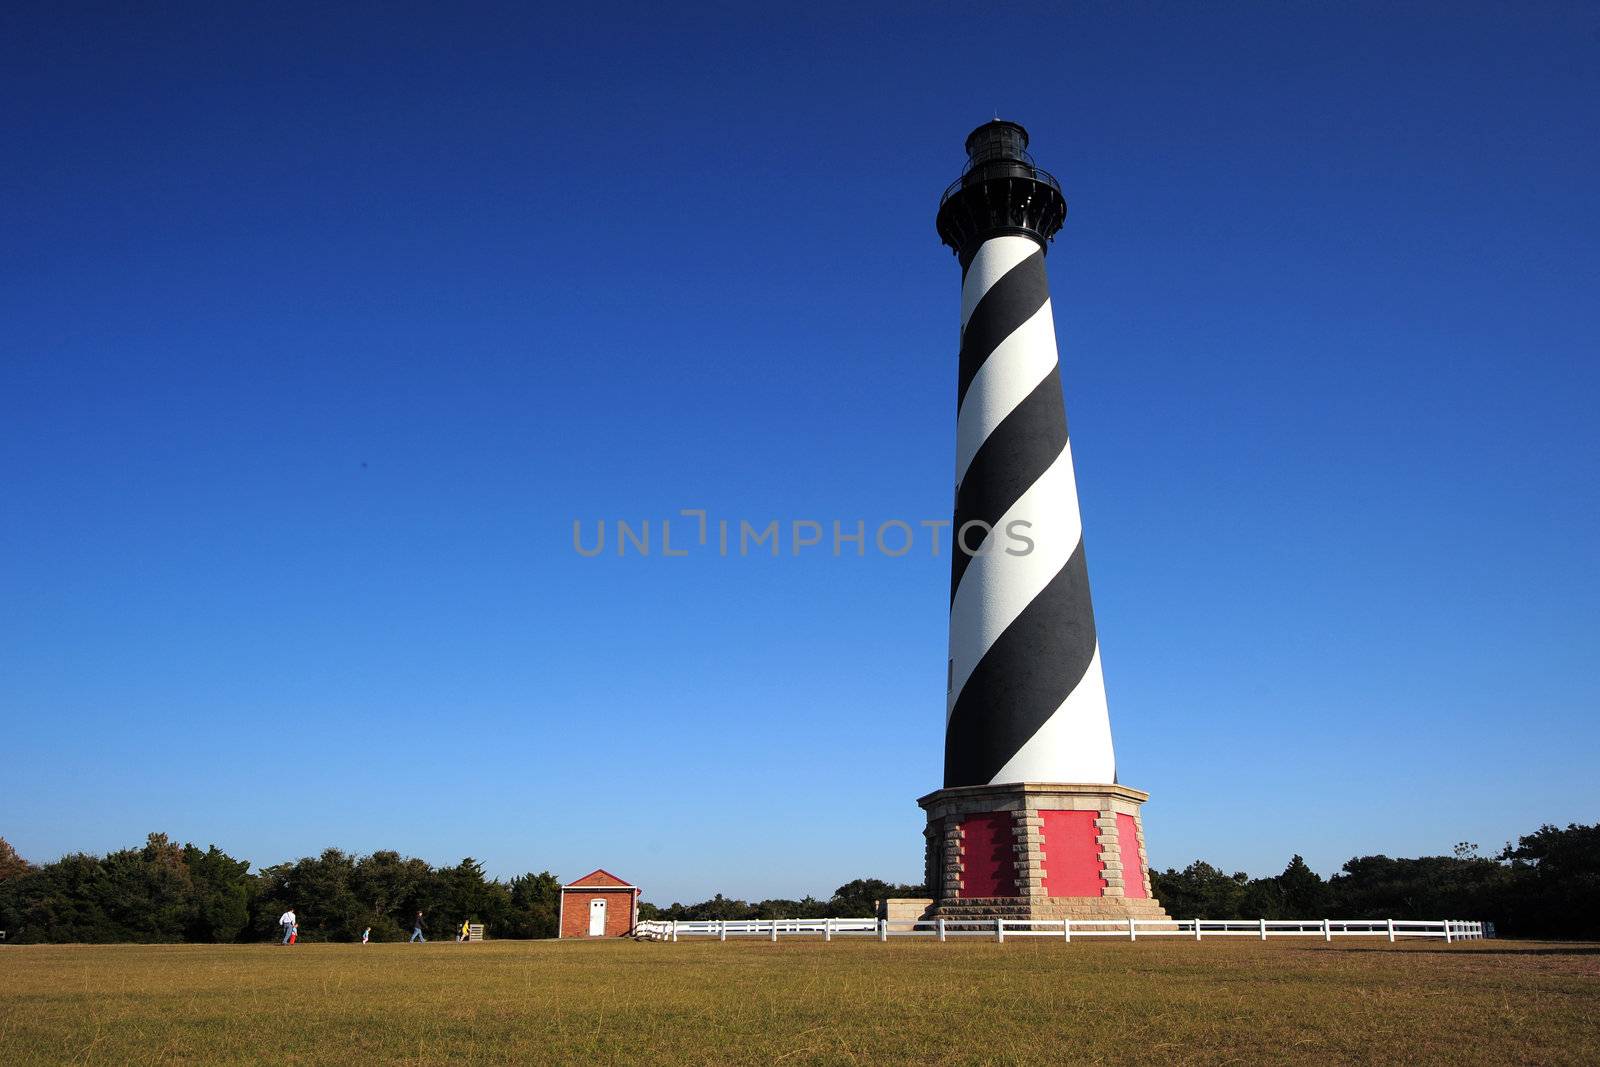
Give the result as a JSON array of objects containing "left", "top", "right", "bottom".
[{"left": 3, "top": 2, "right": 1597, "bottom": 905}]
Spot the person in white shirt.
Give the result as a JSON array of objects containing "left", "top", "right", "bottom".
[{"left": 279, "top": 909, "right": 296, "bottom": 945}]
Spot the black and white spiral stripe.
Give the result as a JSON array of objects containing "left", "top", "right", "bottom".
[{"left": 944, "top": 235, "right": 1116, "bottom": 789}]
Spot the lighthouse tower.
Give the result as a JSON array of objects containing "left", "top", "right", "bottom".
[{"left": 918, "top": 121, "right": 1167, "bottom": 923}]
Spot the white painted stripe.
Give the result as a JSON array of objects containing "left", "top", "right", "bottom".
[
  {"left": 947, "top": 442, "right": 1084, "bottom": 716},
  {"left": 960, "top": 235, "right": 1040, "bottom": 334},
  {"left": 953, "top": 299, "right": 1057, "bottom": 489},
  {"left": 987, "top": 643, "right": 1116, "bottom": 784}
]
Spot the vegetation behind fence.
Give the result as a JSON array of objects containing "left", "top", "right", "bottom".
[{"left": 0, "top": 820, "right": 1594, "bottom": 943}]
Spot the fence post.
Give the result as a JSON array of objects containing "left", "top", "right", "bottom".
[
  {"left": 1128, "top": 918, "right": 1137, "bottom": 942},
  {"left": 718, "top": 920, "right": 727, "bottom": 943},
  {"left": 1194, "top": 919, "right": 1202, "bottom": 942},
  {"left": 823, "top": 917, "right": 832, "bottom": 943},
  {"left": 996, "top": 919, "right": 1005, "bottom": 944},
  {"left": 1063, "top": 918, "right": 1071, "bottom": 943},
  {"left": 937, "top": 917, "right": 946, "bottom": 943},
  {"left": 1323, "top": 918, "right": 1332, "bottom": 942},
  {"left": 1387, "top": 918, "right": 1395, "bottom": 943},
  {"left": 1259, "top": 918, "right": 1267, "bottom": 941},
  {"left": 770, "top": 919, "right": 778, "bottom": 943},
  {"left": 878, "top": 919, "right": 888, "bottom": 943},
  {"left": 1444, "top": 920, "right": 1453, "bottom": 944},
  {"left": 671, "top": 920, "right": 678, "bottom": 943}
]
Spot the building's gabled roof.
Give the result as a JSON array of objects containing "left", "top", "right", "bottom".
[{"left": 562, "top": 868, "right": 637, "bottom": 890}]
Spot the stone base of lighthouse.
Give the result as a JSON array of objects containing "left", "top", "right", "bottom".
[{"left": 917, "top": 783, "right": 1170, "bottom": 922}]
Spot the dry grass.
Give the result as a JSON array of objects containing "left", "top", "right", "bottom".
[{"left": 1, "top": 938, "right": 1597, "bottom": 1065}]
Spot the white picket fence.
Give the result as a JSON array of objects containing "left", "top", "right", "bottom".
[{"left": 634, "top": 917, "right": 1486, "bottom": 944}]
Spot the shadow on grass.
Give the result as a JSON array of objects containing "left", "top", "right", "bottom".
[{"left": 1340, "top": 945, "right": 1600, "bottom": 957}]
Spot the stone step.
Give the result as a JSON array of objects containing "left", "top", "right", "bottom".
[{"left": 930, "top": 897, "right": 1173, "bottom": 922}]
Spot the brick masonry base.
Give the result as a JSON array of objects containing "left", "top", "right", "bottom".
[{"left": 918, "top": 782, "right": 1171, "bottom": 922}]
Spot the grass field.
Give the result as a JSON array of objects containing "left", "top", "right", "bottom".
[{"left": 2, "top": 938, "right": 1597, "bottom": 1065}]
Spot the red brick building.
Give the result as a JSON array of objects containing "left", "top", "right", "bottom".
[{"left": 558, "top": 869, "right": 640, "bottom": 938}]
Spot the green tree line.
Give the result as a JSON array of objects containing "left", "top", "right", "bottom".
[
  {"left": 1149, "top": 823, "right": 1598, "bottom": 940},
  {"left": 1, "top": 822, "right": 1594, "bottom": 943},
  {"left": 637, "top": 878, "right": 931, "bottom": 923},
  {"left": 0, "top": 834, "right": 561, "bottom": 944}
]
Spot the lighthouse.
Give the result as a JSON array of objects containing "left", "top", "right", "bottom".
[{"left": 918, "top": 121, "right": 1168, "bottom": 923}]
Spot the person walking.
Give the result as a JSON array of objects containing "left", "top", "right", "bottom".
[
  {"left": 361, "top": 927, "right": 371, "bottom": 945},
  {"left": 410, "top": 910, "right": 426, "bottom": 943},
  {"left": 279, "top": 908, "right": 296, "bottom": 945},
  {"left": 458, "top": 918, "right": 470, "bottom": 943}
]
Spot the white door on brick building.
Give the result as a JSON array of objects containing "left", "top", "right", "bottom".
[{"left": 588, "top": 898, "right": 606, "bottom": 936}]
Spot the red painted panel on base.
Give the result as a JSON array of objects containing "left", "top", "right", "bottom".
[
  {"left": 1040, "top": 810, "right": 1106, "bottom": 897},
  {"left": 1116, "top": 813, "right": 1148, "bottom": 898},
  {"left": 958, "top": 813, "right": 1019, "bottom": 897}
]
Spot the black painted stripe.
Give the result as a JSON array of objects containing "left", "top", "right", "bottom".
[
  {"left": 957, "top": 249, "right": 1049, "bottom": 413},
  {"left": 944, "top": 540, "right": 1100, "bottom": 788},
  {"left": 949, "top": 366, "right": 1068, "bottom": 602}
]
